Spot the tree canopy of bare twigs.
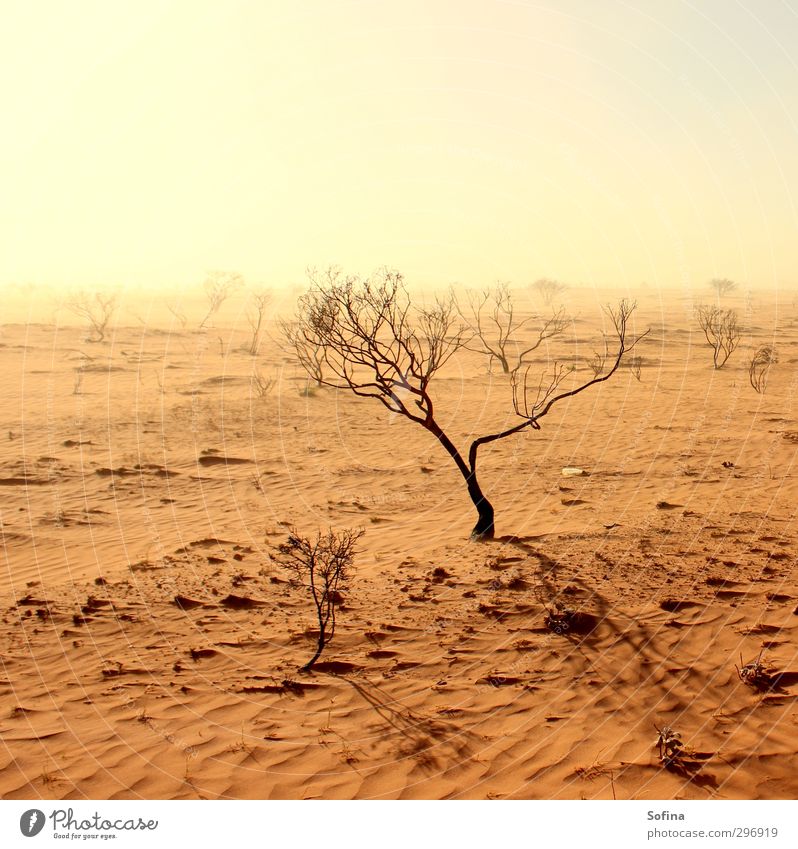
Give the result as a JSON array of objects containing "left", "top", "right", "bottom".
[
  {"left": 293, "top": 267, "right": 648, "bottom": 539},
  {"left": 696, "top": 304, "right": 741, "bottom": 369},
  {"left": 273, "top": 527, "right": 363, "bottom": 672},
  {"left": 199, "top": 271, "right": 242, "bottom": 329},
  {"left": 279, "top": 317, "right": 326, "bottom": 387},
  {"left": 64, "top": 291, "right": 118, "bottom": 342},
  {"left": 749, "top": 345, "right": 777, "bottom": 393},
  {"left": 457, "top": 282, "right": 568, "bottom": 374},
  {"left": 244, "top": 288, "right": 272, "bottom": 355},
  {"left": 531, "top": 277, "right": 566, "bottom": 306},
  {"left": 709, "top": 277, "right": 737, "bottom": 299}
]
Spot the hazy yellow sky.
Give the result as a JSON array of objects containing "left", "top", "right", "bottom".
[{"left": 2, "top": 0, "right": 797, "bottom": 293}]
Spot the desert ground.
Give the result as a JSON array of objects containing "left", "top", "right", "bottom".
[{"left": 1, "top": 284, "right": 797, "bottom": 800}]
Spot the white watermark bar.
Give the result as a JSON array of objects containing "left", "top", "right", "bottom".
[{"left": 1, "top": 800, "right": 795, "bottom": 848}]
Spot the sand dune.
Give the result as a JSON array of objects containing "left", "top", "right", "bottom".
[{"left": 1, "top": 290, "right": 797, "bottom": 799}]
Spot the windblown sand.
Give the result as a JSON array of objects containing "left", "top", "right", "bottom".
[{"left": 1, "top": 288, "right": 797, "bottom": 800}]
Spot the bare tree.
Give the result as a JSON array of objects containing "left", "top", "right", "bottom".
[
  {"left": 294, "top": 268, "right": 647, "bottom": 539},
  {"left": 166, "top": 301, "right": 188, "bottom": 330},
  {"left": 709, "top": 277, "right": 737, "bottom": 299},
  {"left": 199, "top": 271, "right": 242, "bottom": 329},
  {"left": 279, "top": 317, "right": 326, "bottom": 387},
  {"left": 458, "top": 282, "right": 567, "bottom": 374},
  {"left": 749, "top": 345, "right": 777, "bottom": 393},
  {"left": 696, "top": 305, "right": 741, "bottom": 369},
  {"left": 274, "top": 527, "right": 363, "bottom": 672},
  {"left": 531, "top": 277, "right": 566, "bottom": 306},
  {"left": 65, "top": 292, "right": 118, "bottom": 342},
  {"left": 244, "top": 288, "right": 272, "bottom": 355}
]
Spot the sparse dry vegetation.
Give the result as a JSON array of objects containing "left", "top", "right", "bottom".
[
  {"left": 273, "top": 527, "right": 363, "bottom": 672},
  {"left": 64, "top": 291, "right": 118, "bottom": 342},
  {"left": 696, "top": 304, "right": 741, "bottom": 369},
  {"left": 749, "top": 345, "right": 777, "bottom": 393},
  {"left": 292, "top": 268, "right": 647, "bottom": 539},
  {"left": 199, "top": 271, "right": 243, "bottom": 329},
  {"left": 457, "top": 281, "right": 568, "bottom": 374}
]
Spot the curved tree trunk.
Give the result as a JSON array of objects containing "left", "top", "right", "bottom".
[
  {"left": 467, "top": 476, "right": 495, "bottom": 539},
  {"left": 301, "top": 633, "right": 325, "bottom": 672},
  {"left": 425, "top": 420, "right": 495, "bottom": 540}
]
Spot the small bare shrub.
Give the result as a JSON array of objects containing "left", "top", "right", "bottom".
[
  {"left": 166, "top": 301, "right": 188, "bottom": 330},
  {"left": 250, "top": 368, "right": 275, "bottom": 398},
  {"left": 274, "top": 527, "right": 364, "bottom": 671},
  {"left": 696, "top": 304, "right": 741, "bottom": 369},
  {"left": 245, "top": 288, "right": 272, "bottom": 355},
  {"left": 199, "top": 271, "right": 242, "bottom": 329},
  {"left": 749, "top": 345, "right": 777, "bottom": 393},
  {"left": 65, "top": 292, "right": 118, "bottom": 342}
]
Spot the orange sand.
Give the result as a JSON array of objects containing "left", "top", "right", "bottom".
[{"left": 1, "top": 288, "right": 797, "bottom": 799}]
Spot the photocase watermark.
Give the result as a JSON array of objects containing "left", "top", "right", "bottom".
[
  {"left": 18, "top": 807, "right": 159, "bottom": 839},
  {"left": 19, "top": 810, "right": 45, "bottom": 837}
]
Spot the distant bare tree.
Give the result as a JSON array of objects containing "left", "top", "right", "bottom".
[
  {"left": 279, "top": 317, "right": 326, "bottom": 387},
  {"left": 65, "top": 292, "right": 118, "bottom": 342},
  {"left": 749, "top": 345, "right": 777, "bottom": 393},
  {"left": 293, "top": 268, "right": 647, "bottom": 539},
  {"left": 531, "top": 278, "right": 566, "bottom": 306},
  {"left": 166, "top": 301, "right": 188, "bottom": 330},
  {"left": 458, "top": 282, "right": 567, "bottom": 374},
  {"left": 245, "top": 288, "right": 272, "bottom": 355},
  {"left": 696, "top": 305, "right": 741, "bottom": 369},
  {"left": 709, "top": 278, "right": 737, "bottom": 299},
  {"left": 274, "top": 527, "right": 363, "bottom": 672},
  {"left": 199, "top": 271, "right": 242, "bottom": 329}
]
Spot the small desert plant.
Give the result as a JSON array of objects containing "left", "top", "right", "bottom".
[
  {"left": 245, "top": 288, "right": 272, "bottom": 355},
  {"left": 65, "top": 291, "right": 118, "bottom": 342},
  {"left": 274, "top": 527, "right": 364, "bottom": 672},
  {"left": 626, "top": 354, "right": 643, "bottom": 381},
  {"left": 735, "top": 650, "right": 773, "bottom": 690},
  {"left": 654, "top": 725, "right": 684, "bottom": 766},
  {"left": 250, "top": 368, "right": 275, "bottom": 398},
  {"left": 531, "top": 277, "right": 566, "bottom": 306},
  {"left": 749, "top": 345, "right": 777, "bottom": 394},
  {"left": 545, "top": 607, "right": 576, "bottom": 635},
  {"left": 709, "top": 277, "right": 737, "bottom": 299},
  {"left": 696, "top": 304, "right": 741, "bottom": 369},
  {"left": 587, "top": 350, "right": 605, "bottom": 378},
  {"left": 199, "top": 271, "right": 242, "bottom": 329}
]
